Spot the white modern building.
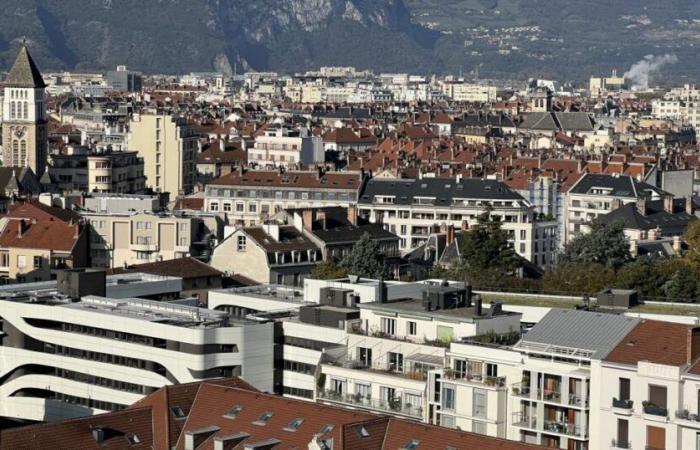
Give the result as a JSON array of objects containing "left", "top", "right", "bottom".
[{"left": 248, "top": 125, "right": 323, "bottom": 168}]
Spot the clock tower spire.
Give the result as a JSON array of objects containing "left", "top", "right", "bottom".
[{"left": 2, "top": 43, "right": 47, "bottom": 176}]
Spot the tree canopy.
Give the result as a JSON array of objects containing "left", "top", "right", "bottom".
[
  {"left": 339, "top": 232, "right": 390, "bottom": 279},
  {"left": 560, "top": 221, "right": 631, "bottom": 270}
]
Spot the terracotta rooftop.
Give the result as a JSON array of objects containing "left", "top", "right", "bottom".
[
  {"left": 108, "top": 257, "right": 223, "bottom": 279},
  {"left": 1, "top": 377, "right": 548, "bottom": 449},
  {"left": 0, "top": 218, "right": 81, "bottom": 252},
  {"left": 209, "top": 170, "right": 361, "bottom": 190},
  {"left": 605, "top": 320, "right": 698, "bottom": 367}
]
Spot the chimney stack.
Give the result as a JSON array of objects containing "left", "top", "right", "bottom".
[
  {"left": 636, "top": 199, "right": 646, "bottom": 216},
  {"left": 663, "top": 194, "right": 674, "bottom": 214},
  {"left": 347, "top": 206, "right": 358, "bottom": 225}
]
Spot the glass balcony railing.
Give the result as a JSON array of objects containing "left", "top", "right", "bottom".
[
  {"left": 317, "top": 390, "right": 423, "bottom": 419},
  {"left": 542, "top": 420, "right": 586, "bottom": 438}
]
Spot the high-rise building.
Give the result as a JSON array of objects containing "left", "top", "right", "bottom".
[{"left": 2, "top": 45, "right": 48, "bottom": 176}]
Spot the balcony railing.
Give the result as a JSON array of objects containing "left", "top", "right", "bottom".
[
  {"left": 442, "top": 371, "right": 506, "bottom": 388},
  {"left": 323, "top": 358, "right": 427, "bottom": 381},
  {"left": 512, "top": 412, "right": 537, "bottom": 429},
  {"left": 675, "top": 409, "right": 700, "bottom": 422},
  {"left": 511, "top": 382, "right": 534, "bottom": 398},
  {"left": 642, "top": 401, "right": 668, "bottom": 417},
  {"left": 613, "top": 398, "right": 633, "bottom": 410},
  {"left": 317, "top": 390, "right": 423, "bottom": 419},
  {"left": 543, "top": 389, "right": 562, "bottom": 403},
  {"left": 542, "top": 420, "right": 586, "bottom": 438},
  {"left": 611, "top": 439, "right": 631, "bottom": 449}
]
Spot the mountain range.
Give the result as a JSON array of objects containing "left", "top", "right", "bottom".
[{"left": 2, "top": 0, "right": 700, "bottom": 82}]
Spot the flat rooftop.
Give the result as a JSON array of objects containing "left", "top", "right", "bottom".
[
  {"left": 214, "top": 284, "right": 309, "bottom": 304},
  {"left": 359, "top": 298, "right": 520, "bottom": 322},
  {"left": 62, "top": 295, "right": 240, "bottom": 328}
]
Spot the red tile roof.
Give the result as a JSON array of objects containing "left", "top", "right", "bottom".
[
  {"left": 209, "top": 170, "right": 361, "bottom": 190},
  {"left": 0, "top": 218, "right": 81, "bottom": 252},
  {"left": 605, "top": 320, "right": 696, "bottom": 367}
]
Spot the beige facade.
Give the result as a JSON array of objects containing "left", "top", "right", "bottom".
[
  {"left": 128, "top": 113, "right": 197, "bottom": 196},
  {"left": 210, "top": 228, "right": 271, "bottom": 284},
  {"left": 85, "top": 212, "right": 202, "bottom": 268},
  {"left": 49, "top": 149, "right": 145, "bottom": 193}
]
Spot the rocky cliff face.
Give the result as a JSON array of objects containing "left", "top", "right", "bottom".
[{"left": 1, "top": 0, "right": 699, "bottom": 81}]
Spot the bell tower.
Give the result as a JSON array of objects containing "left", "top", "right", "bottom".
[{"left": 2, "top": 44, "right": 47, "bottom": 176}]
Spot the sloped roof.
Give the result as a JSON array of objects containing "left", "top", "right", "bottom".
[
  {"left": 598, "top": 198, "right": 697, "bottom": 233},
  {"left": 108, "top": 257, "right": 223, "bottom": 279},
  {"left": 0, "top": 218, "right": 81, "bottom": 252},
  {"left": 606, "top": 320, "right": 694, "bottom": 367},
  {"left": 4, "top": 45, "right": 46, "bottom": 88},
  {"left": 518, "top": 309, "right": 639, "bottom": 359}
]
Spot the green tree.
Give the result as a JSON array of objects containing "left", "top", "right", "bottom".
[
  {"left": 560, "top": 222, "right": 630, "bottom": 270},
  {"left": 455, "top": 210, "right": 522, "bottom": 281},
  {"left": 663, "top": 266, "right": 700, "bottom": 302},
  {"left": 340, "top": 233, "right": 390, "bottom": 279},
  {"left": 540, "top": 262, "right": 616, "bottom": 295},
  {"left": 684, "top": 220, "right": 700, "bottom": 269},
  {"left": 614, "top": 260, "right": 668, "bottom": 298},
  {"left": 311, "top": 260, "right": 348, "bottom": 280}
]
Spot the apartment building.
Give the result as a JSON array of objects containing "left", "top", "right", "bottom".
[
  {"left": 442, "top": 82, "right": 498, "bottom": 103},
  {"left": 0, "top": 377, "right": 546, "bottom": 450},
  {"left": 358, "top": 177, "right": 558, "bottom": 269},
  {"left": 211, "top": 222, "right": 321, "bottom": 286},
  {"left": 0, "top": 200, "right": 89, "bottom": 282},
  {"left": 566, "top": 173, "right": 666, "bottom": 242},
  {"left": 0, "top": 270, "right": 273, "bottom": 423},
  {"left": 83, "top": 211, "right": 223, "bottom": 268},
  {"left": 128, "top": 113, "right": 198, "bottom": 195},
  {"left": 591, "top": 320, "right": 700, "bottom": 450},
  {"left": 248, "top": 125, "right": 323, "bottom": 168},
  {"left": 48, "top": 146, "right": 146, "bottom": 193},
  {"left": 204, "top": 169, "right": 361, "bottom": 227},
  {"left": 317, "top": 282, "right": 522, "bottom": 423}
]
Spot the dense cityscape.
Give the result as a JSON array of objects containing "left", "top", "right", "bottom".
[{"left": 0, "top": 20, "right": 698, "bottom": 450}]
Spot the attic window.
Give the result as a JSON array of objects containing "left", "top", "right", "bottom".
[
  {"left": 284, "top": 418, "right": 304, "bottom": 432},
  {"left": 223, "top": 405, "right": 242, "bottom": 419},
  {"left": 171, "top": 406, "right": 186, "bottom": 419},
  {"left": 253, "top": 411, "right": 273, "bottom": 426},
  {"left": 319, "top": 424, "right": 334, "bottom": 434},
  {"left": 355, "top": 425, "right": 370, "bottom": 438},
  {"left": 403, "top": 440, "right": 420, "bottom": 450},
  {"left": 126, "top": 433, "right": 141, "bottom": 445}
]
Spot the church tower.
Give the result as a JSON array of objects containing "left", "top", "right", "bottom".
[{"left": 2, "top": 44, "right": 47, "bottom": 176}]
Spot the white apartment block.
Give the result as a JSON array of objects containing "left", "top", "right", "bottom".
[
  {"left": 442, "top": 82, "right": 498, "bottom": 103},
  {"left": 358, "top": 177, "right": 558, "bottom": 269},
  {"left": 248, "top": 125, "right": 323, "bottom": 168},
  {"left": 566, "top": 173, "right": 665, "bottom": 242},
  {"left": 0, "top": 270, "right": 273, "bottom": 423},
  {"left": 204, "top": 170, "right": 361, "bottom": 227}
]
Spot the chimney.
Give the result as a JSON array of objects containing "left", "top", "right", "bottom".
[
  {"left": 636, "top": 199, "right": 646, "bottom": 216},
  {"left": 673, "top": 235, "right": 682, "bottom": 252},
  {"left": 686, "top": 197, "right": 695, "bottom": 216},
  {"left": 474, "top": 296, "right": 483, "bottom": 316},
  {"left": 648, "top": 227, "right": 658, "bottom": 241},
  {"left": 92, "top": 428, "right": 105, "bottom": 444},
  {"left": 629, "top": 239, "right": 638, "bottom": 258},
  {"left": 663, "top": 194, "right": 674, "bottom": 214},
  {"left": 17, "top": 219, "right": 28, "bottom": 238},
  {"left": 317, "top": 210, "right": 327, "bottom": 230},
  {"left": 446, "top": 225, "right": 455, "bottom": 245},
  {"left": 347, "top": 206, "right": 358, "bottom": 225},
  {"left": 219, "top": 139, "right": 225, "bottom": 151},
  {"left": 302, "top": 209, "right": 315, "bottom": 230}
]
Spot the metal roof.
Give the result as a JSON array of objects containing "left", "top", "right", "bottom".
[{"left": 516, "top": 309, "right": 639, "bottom": 359}]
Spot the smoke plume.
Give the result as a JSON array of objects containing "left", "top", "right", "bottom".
[{"left": 624, "top": 54, "right": 678, "bottom": 90}]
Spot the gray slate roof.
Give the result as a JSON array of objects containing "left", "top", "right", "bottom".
[
  {"left": 358, "top": 177, "right": 525, "bottom": 206},
  {"left": 518, "top": 309, "right": 639, "bottom": 359},
  {"left": 4, "top": 46, "right": 46, "bottom": 88},
  {"left": 569, "top": 173, "right": 665, "bottom": 198},
  {"left": 598, "top": 198, "right": 697, "bottom": 233},
  {"left": 519, "top": 112, "right": 594, "bottom": 132}
]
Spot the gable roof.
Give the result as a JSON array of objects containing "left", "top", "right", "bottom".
[
  {"left": 0, "top": 217, "right": 82, "bottom": 252},
  {"left": 605, "top": 320, "right": 695, "bottom": 367},
  {"left": 4, "top": 45, "right": 46, "bottom": 88},
  {"left": 569, "top": 173, "right": 664, "bottom": 199}
]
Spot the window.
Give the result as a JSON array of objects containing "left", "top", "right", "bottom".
[
  {"left": 285, "top": 418, "right": 304, "bottom": 431},
  {"left": 223, "top": 405, "right": 242, "bottom": 418},
  {"left": 358, "top": 347, "right": 372, "bottom": 367},
  {"left": 619, "top": 378, "right": 631, "bottom": 401},
  {"left": 441, "top": 414, "right": 456, "bottom": 429},
  {"left": 237, "top": 236, "right": 247, "bottom": 251},
  {"left": 355, "top": 383, "right": 371, "bottom": 399},
  {"left": 223, "top": 203, "right": 232, "bottom": 212},
  {"left": 453, "top": 359, "right": 467, "bottom": 379},
  {"left": 648, "top": 384, "right": 667, "bottom": 409},
  {"left": 253, "top": 412, "right": 273, "bottom": 426},
  {"left": 407, "top": 321, "right": 417, "bottom": 336},
  {"left": 380, "top": 317, "right": 396, "bottom": 336},
  {"left": 249, "top": 203, "right": 257, "bottom": 213},
  {"left": 210, "top": 202, "right": 219, "bottom": 212},
  {"left": 17, "top": 255, "right": 26, "bottom": 269},
  {"left": 33, "top": 256, "right": 42, "bottom": 268},
  {"left": 404, "top": 393, "right": 422, "bottom": 409},
  {"left": 126, "top": 433, "right": 141, "bottom": 445},
  {"left": 170, "top": 406, "right": 186, "bottom": 419},
  {"left": 617, "top": 419, "right": 629, "bottom": 449},
  {"left": 441, "top": 385, "right": 455, "bottom": 411},
  {"left": 388, "top": 352, "right": 403, "bottom": 372},
  {"left": 403, "top": 439, "right": 420, "bottom": 450},
  {"left": 486, "top": 363, "right": 498, "bottom": 378},
  {"left": 473, "top": 389, "right": 487, "bottom": 418},
  {"left": 236, "top": 203, "right": 244, "bottom": 212}
]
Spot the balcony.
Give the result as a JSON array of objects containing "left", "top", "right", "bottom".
[
  {"left": 512, "top": 412, "right": 537, "bottom": 429},
  {"left": 130, "top": 242, "right": 159, "bottom": 252},
  {"left": 642, "top": 401, "right": 668, "bottom": 420},
  {"left": 543, "top": 389, "right": 562, "bottom": 403},
  {"left": 442, "top": 370, "right": 506, "bottom": 388},
  {"left": 611, "top": 439, "right": 631, "bottom": 449},
  {"left": 511, "top": 382, "right": 536, "bottom": 399},
  {"left": 675, "top": 409, "right": 700, "bottom": 429},
  {"left": 317, "top": 390, "right": 423, "bottom": 419},
  {"left": 542, "top": 420, "right": 586, "bottom": 438},
  {"left": 612, "top": 398, "right": 634, "bottom": 415},
  {"left": 323, "top": 358, "right": 428, "bottom": 381}
]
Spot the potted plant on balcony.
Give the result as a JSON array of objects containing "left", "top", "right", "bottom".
[
  {"left": 388, "top": 396, "right": 401, "bottom": 411},
  {"left": 443, "top": 368, "right": 454, "bottom": 379},
  {"left": 512, "top": 386, "right": 520, "bottom": 395}
]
